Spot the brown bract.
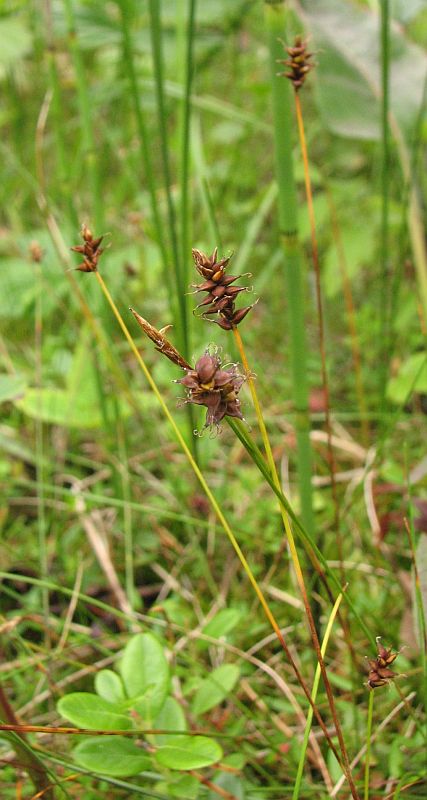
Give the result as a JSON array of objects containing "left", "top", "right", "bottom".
[
  {"left": 71, "top": 224, "right": 105, "bottom": 272},
  {"left": 367, "top": 639, "right": 400, "bottom": 689},
  {"left": 177, "top": 352, "right": 245, "bottom": 429},
  {"left": 130, "top": 308, "right": 192, "bottom": 371},
  {"left": 277, "top": 35, "right": 314, "bottom": 92},
  {"left": 191, "top": 247, "right": 256, "bottom": 330}
]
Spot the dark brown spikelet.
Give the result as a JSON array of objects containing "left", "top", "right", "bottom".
[
  {"left": 367, "top": 638, "right": 400, "bottom": 689},
  {"left": 71, "top": 224, "right": 105, "bottom": 272},
  {"left": 277, "top": 35, "right": 314, "bottom": 92},
  {"left": 191, "top": 247, "right": 257, "bottom": 330},
  {"left": 177, "top": 351, "right": 245, "bottom": 429},
  {"left": 130, "top": 308, "right": 192, "bottom": 371}
]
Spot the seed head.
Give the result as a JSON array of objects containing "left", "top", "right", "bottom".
[
  {"left": 71, "top": 224, "right": 105, "bottom": 272},
  {"left": 277, "top": 35, "right": 314, "bottom": 92},
  {"left": 177, "top": 351, "right": 245, "bottom": 429},
  {"left": 366, "top": 638, "right": 400, "bottom": 689},
  {"left": 191, "top": 247, "right": 256, "bottom": 330}
]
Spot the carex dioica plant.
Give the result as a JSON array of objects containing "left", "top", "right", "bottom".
[
  {"left": 187, "top": 247, "right": 360, "bottom": 799},
  {"left": 70, "top": 225, "right": 356, "bottom": 782}
]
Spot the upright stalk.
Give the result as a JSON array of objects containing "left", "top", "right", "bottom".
[
  {"left": 293, "top": 592, "right": 343, "bottom": 799},
  {"left": 35, "top": 257, "right": 49, "bottom": 641},
  {"left": 148, "top": 0, "right": 187, "bottom": 356},
  {"left": 233, "top": 327, "right": 358, "bottom": 799},
  {"left": 294, "top": 92, "right": 342, "bottom": 575},
  {"left": 364, "top": 690, "right": 375, "bottom": 800},
  {"left": 62, "top": 0, "right": 102, "bottom": 230},
  {"left": 379, "top": 0, "right": 391, "bottom": 404},
  {"left": 265, "top": 2, "right": 314, "bottom": 538}
]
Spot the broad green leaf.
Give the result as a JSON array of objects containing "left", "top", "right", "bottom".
[
  {"left": 119, "top": 633, "right": 169, "bottom": 722},
  {"left": 208, "top": 773, "right": 245, "bottom": 800},
  {"left": 16, "top": 388, "right": 108, "bottom": 428},
  {"left": 386, "top": 352, "right": 427, "bottom": 404},
  {"left": 154, "top": 696, "right": 187, "bottom": 745},
  {"left": 301, "top": 0, "right": 427, "bottom": 142},
  {"left": 0, "top": 18, "right": 32, "bottom": 75},
  {"left": 200, "top": 609, "right": 242, "bottom": 647},
  {"left": 73, "top": 736, "right": 150, "bottom": 777},
  {"left": 57, "top": 693, "right": 131, "bottom": 731},
  {"left": 95, "top": 670, "right": 125, "bottom": 704},
  {"left": 192, "top": 664, "right": 240, "bottom": 716},
  {"left": 155, "top": 735, "right": 222, "bottom": 771},
  {"left": 0, "top": 374, "right": 26, "bottom": 404},
  {"left": 156, "top": 774, "right": 199, "bottom": 799}
]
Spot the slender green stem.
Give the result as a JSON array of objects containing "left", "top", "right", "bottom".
[
  {"left": 178, "top": 0, "right": 196, "bottom": 283},
  {"left": 228, "top": 416, "right": 376, "bottom": 648},
  {"left": 148, "top": 0, "right": 187, "bottom": 356},
  {"left": 118, "top": 0, "right": 170, "bottom": 282},
  {"left": 364, "top": 689, "right": 375, "bottom": 800},
  {"left": 233, "top": 325, "right": 356, "bottom": 797},
  {"left": 293, "top": 592, "right": 343, "bottom": 800},
  {"left": 379, "top": 0, "right": 391, "bottom": 405},
  {"left": 265, "top": 2, "right": 314, "bottom": 538},
  {"left": 35, "top": 259, "right": 49, "bottom": 641},
  {"left": 62, "top": 0, "right": 102, "bottom": 230},
  {"left": 294, "top": 92, "right": 342, "bottom": 576},
  {"left": 115, "top": 403, "right": 134, "bottom": 611}
]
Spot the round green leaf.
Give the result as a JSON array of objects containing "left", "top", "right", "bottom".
[
  {"left": 73, "top": 736, "right": 151, "bottom": 777},
  {"left": 200, "top": 609, "right": 242, "bottom": 646},
  {"left": 95, "top": 670, "right": 125, "bottom": 704},
  {"left": 119, "top": 633, "right": 169, "bottom": 722},
  {"left": 154, "top": 696, "right": 187, "bottom": 745},
  {"left": 192, "top": 664, "right": 240, "bottom": 716},
  {"left": 155, "top": 735, "right": 222, "bottom": 771},
  {"left": 57, "top": 693, "right": 131, "bottom": 731}
]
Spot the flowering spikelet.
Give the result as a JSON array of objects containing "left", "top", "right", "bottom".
[
  {"left": 277, "top": 35, "right": 314, "bottom": 92},
  {"left": 130, "top": 310, "right": 246, "bottom": 430},
  {"left": 191, "top": 248, "right": 256, "bottom": 330},
  {"left": 71, "top": 225, "right": 105, "bottom": 272},
  {"left": 367, "top": 638, "right": 400, "bottom": 689},
  {"left": 177, "top": 351, "right": 245, "bottom": 429}
]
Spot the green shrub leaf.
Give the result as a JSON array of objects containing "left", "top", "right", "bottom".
[
  {"left": 73, "top": 736, "right": 151, "bottom": 777},
  {"left": 95, "top": 670, "right": 125, "bottom": 704},
  {"left": 119, "top": 633, "right": 170, "bottom": 722},
  {"left": 57, "top": 693, "right": 131, "bottom": 731},
  {"left": 192, "top": 664, "right": 240, "bottom": 716},
  {"left": 154, "top": 696, "right": 187, "bottom": 745},
  {"left": 154, "top": 735, "right": 222, "bottom": 770}
]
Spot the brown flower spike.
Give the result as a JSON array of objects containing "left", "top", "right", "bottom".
[
  {"left": 130, "top": 309, "right": 246, "bottom": 430},
  {"left": 191, "top": 248, "right": 256, "bottom": 330},
  {"left": 367, "top": 638, "right": 400, "bottom": 689},
  {"left": 277, "top": 35, "right": 314, "bottom": 92},
  {"left": 71, "top": 225, "right": 105, "bottom": 272},
  {"left": 177, "top": 351, "right": 245, "bottom": 429}
]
